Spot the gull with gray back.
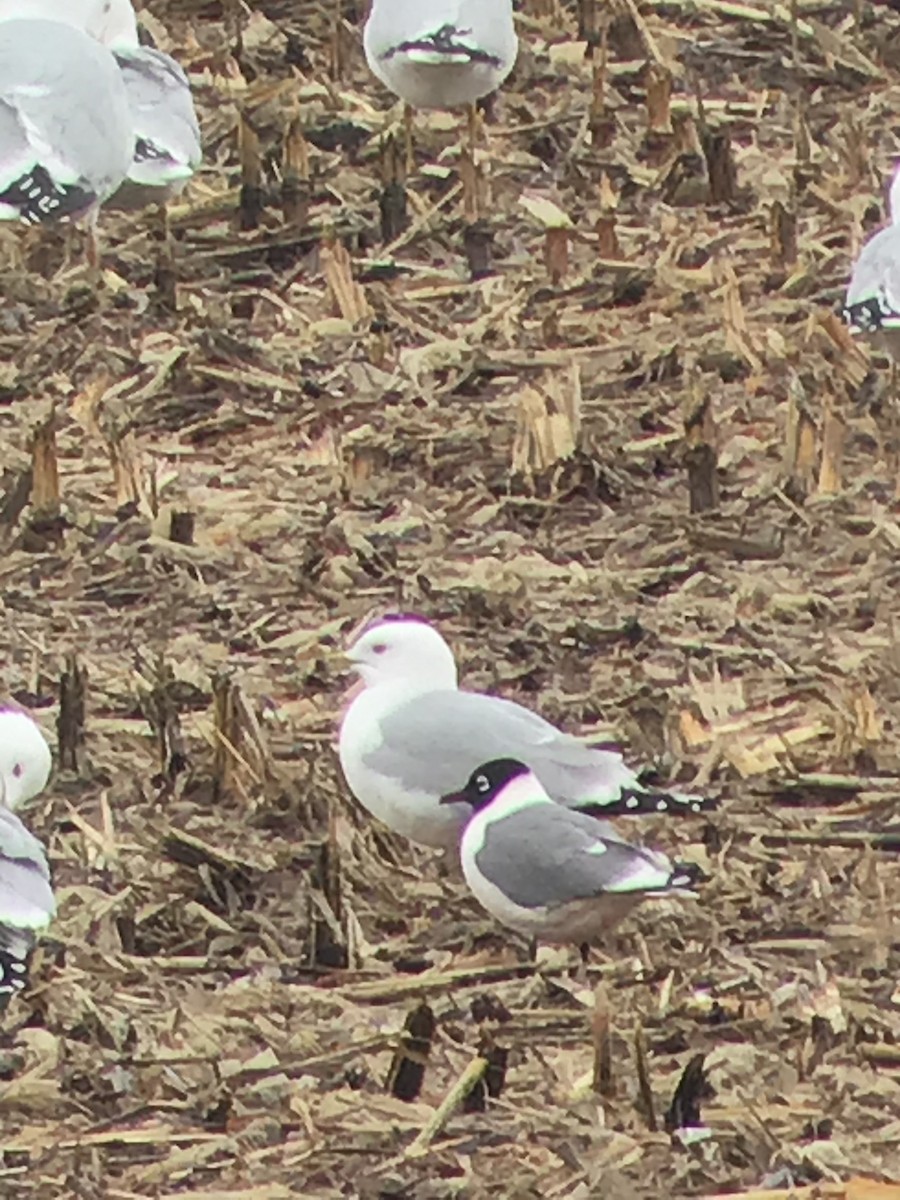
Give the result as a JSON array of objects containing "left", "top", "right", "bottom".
[
  {"left": 844, "top": 163, "right": 900, "bottom": 361},
  {"left": 0, "top": 707, "right": 55, "bottom": 1004},
  {"left": 108, "top": 43, "right": 201, "bottom": 209},
  {"left": 0, "top": 18, "right": 132, "bottom": 227},
  {"left": 338, "top": 616, "right": 708, "bottom": 850},
  {"left": 363, "top": 0, "right": 518, "bottom": 110}
]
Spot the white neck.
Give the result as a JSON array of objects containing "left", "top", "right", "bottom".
[
  {"left": 889, "top": 166, "right": 900, "bottom": 227},
  {"left": 480, "top": 772, "right": 549, "bottom": 820}
]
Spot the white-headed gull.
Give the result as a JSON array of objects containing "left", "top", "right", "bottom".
[
  {"left": 0, "top": 18, "right": 132, "bottom": 227},
  {"left": 363, "top": 0, "right": 518, "bottom": 110},
  {"left": 0, "top": 708, "right": 55, "bottom": 1003},
  {"left": 442, "top": 758, "right": 695, "bottom": 943},
  {"left": 844, "top": 163, "right": 900, "bottom": 359},
  {"left": 338, "top": 616, "right": 706, "bottom": 850}
]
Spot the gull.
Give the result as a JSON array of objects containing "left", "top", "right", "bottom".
[
  {"left": 0, "top": 17, "right": 132, "bottom": 238},
  {"left": 108, "top": 42, "right": 202, "bottom": 210},
  {"left": 338, "top": 616, "right": 707, "bottom": 850},
  {"left": 442, "top": 758, "right": 695, "bottom": 944},
  {"left": 363, "top": 0, "right": 518, "bottom": 111},
  {"left": 0, "top": 708, "right": 55, "bottom": 1005},
  {"left": 0, "top": 808, "right": 55, "bottom": 1004},
  {"left": 844, "top": 164, "right": 900, "bottom": 360},
  {"left": 0, "top": 0, "right": 201, "bottom": 210},
  {"left": 0, "top": 0, "right": 138, "bottom": 45},
  {"left": 363, "top": 0, "right": 518, "bottom": 189}
]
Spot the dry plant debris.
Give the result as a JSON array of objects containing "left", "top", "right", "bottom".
[{"left": 0, "top": 0, "right": 899, "bottom": 1196}]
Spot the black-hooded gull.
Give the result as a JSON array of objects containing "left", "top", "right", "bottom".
[
  {"left": 338, "top": 616, "right": 707, "bottom": 850},
  {"left": 0, "top": 18, "right": 132, "bottom": 229},
  {"left": 844, "top": 164, "right": 900, "bottom": 360},
  {"left": 441, "top": 758, "right": 695, "bottom": 943},
  {"left": 363, "top": 0, "right": 518, "bottom": 110},
  {"left": 0, "top": 708, "right": 55, "bottom": 1003}
]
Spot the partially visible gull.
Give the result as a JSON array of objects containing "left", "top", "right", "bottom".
[
  {"left": 338, "top": 615, "right": 707, "bottom": 851},
  {"left": 0, "top": 807, "right": 55, "bottom": 1004},
  {"left": 108, "top": 43, "right": 202, "bottom": 209},
  {"left": 0, "top": 0, "right": 201, "bottom": 210},
  {"left": 0, "top": 708, "right": 55, "bottom": 1005},
  {"left": 363, "top": 0, "right": 518, "bottom": 110},
  {"left": 442, "top": 758, "right": 695, "bottom": 945},
  {"left": 844, "top": 163, "right": 900, "bottom": 361},
  {"left": 0, "top": 18, "right": 132, "bottom": 228},
  {"left": 0, "top": 0, "right": 138, "bottom": 46}
]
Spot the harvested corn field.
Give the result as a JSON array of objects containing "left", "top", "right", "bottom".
[{"left": 0, "top": 0, "right": 900, "bottom": 1197}]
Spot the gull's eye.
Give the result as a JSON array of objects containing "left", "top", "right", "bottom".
[
  {"left": 372, "top": 643, "right": 388, "bottom": 655},
  {"left": 475, "top": 773, "right": 489, "bottom": 793},
  {"left": 11, "top": 764, "right": 22, "bottom": 778}
]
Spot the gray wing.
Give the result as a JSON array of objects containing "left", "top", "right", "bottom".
[
  {"left": 474, "top": 806, "right": 676, "bottom": 909},
  {"left": 845, "top": 224, "right": 900, "bottom": 326},
  {"left": 365, "top": 688, "right": 631, "bottom": 800},
  {"left": 0, "top": 19, "right": 132, "bottom": 217},
  {"left": 115, "top": 47, "right": 201, "bottom": 182},
  {"left": 0, "top": 808, "right": 54, "bottom": 929},
  {"left": 0, "top": 808, "right": 54, "bottom": 1002},
  {"left": 367, "top": 686, "right": 619, "bottom": 796}
]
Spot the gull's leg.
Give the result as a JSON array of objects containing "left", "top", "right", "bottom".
[
  {"left": 85, "top": 209, "right": 100, "bottom": 279},
  {"left": 466, "top": 102, "right": 478, "bottom": 156},
  {"left": 460, "top": 104, "right": 481, "bottom": 223},
  {"left": 573, "top": 941, "right": 591, "bottom": 986},
  {"left": 403, "top": 102, "right": 415, "bottom": 174}
]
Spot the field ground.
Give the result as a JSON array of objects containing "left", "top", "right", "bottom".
[{"left": 1, "top": 0, "right": 900, "bottom": 1196}]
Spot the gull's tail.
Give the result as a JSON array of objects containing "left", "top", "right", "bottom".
[{"left": 395, "top": 23, "right": 503, "bottom": 67}]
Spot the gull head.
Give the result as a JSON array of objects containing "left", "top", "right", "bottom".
[
  {"left": 440, "top": 757, "right": 532, "bottom": 812},
  {"left": 345, "top": 616, "right": 459, "bottom": 691},
  {"left": 0, "top": 709, "right": 51, "bottom": 811}
]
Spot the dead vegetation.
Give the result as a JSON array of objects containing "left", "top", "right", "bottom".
[{"left": 0, "top": 0, "right": 899, "bottom": 1195}]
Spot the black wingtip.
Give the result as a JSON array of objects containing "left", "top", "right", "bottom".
[
  {"left": 844, "top": 297, "right": 893, "bottom": 334},
  {"left": 0, "top": 948, "right": 29, "bottom": 999},
  {"left": 0, "top": 165, "right": 94, "bottom": 225},
  {"left": 579, "top": 789, "right": 717, "bottom": 819},
  {"left": 671, "top": 860, "right": 709, "bottom": 889}
]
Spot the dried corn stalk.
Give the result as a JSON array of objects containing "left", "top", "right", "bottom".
[
  {"left": 512, "top": 365, "right": 582, "bottom": 474},
  {"left": 322, "top": 238, "right": 371, "bottom": 324},
  {"left": 211, "top": 670, "right": 270, "bottom": 807}
]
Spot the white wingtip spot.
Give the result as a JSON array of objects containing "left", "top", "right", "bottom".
[{"left": 586, "top": 840, "right": 610, "bottom": 857}]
